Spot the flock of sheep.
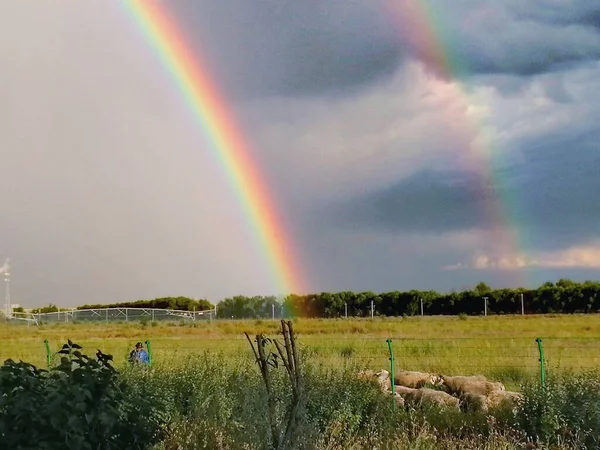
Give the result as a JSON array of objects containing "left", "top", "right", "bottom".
[{"left": 358, "top": 369, "right": 523, "bottom": 413}]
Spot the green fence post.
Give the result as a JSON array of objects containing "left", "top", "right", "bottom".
[
  {"left": 535, "top": 337, "right": 546, "bottom": 387},
  {"left": 43, "top": 339, "right": 51, "bottom": 368},
  {"left": 145, "top": 339, "right": 153, "bottom": 367},
  {"left": 386, "top": 338, "right": 396, "bottom": 411}
]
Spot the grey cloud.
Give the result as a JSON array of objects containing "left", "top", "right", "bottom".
[
  {"left": 330, "top": 131, "right": 600, "bottom": 252},
  {"left": 167, "top": 0, "right": 405, "bottom": 98},
  {"left": 164, "top": 0, "right": 600, "bottom": 99},
  {"left": 505, "top": 0, "right": 600, "bottom": 29},
  {"left": 407, "top": 0, "right": 600, "bottom": 77}
]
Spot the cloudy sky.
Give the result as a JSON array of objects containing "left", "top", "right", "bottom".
[{"left": 1, "top": 1, "right": 599, "bottom": 307}]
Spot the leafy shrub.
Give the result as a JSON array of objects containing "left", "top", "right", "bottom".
[
  {"left": 0, "top": 340, "right": 162, "bottom": 450},
  {"left": 517, "top": 371, "right": 600, "bottom": 449}
]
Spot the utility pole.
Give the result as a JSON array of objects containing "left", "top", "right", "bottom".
[
  {"left": 520, "top": 293, "right": 524, "bottom": 315},
  {"left": 370, "top": 300, "right": 374, "bottom": 318},
  {"left": 4, "top": 266, "right": 10, "bottom": 320},
  {"left": 483, "top": 297, "right": 488, "bottom": 317},
  {"left": 420, "top": 298, "right": 424, "bottom": 316}
]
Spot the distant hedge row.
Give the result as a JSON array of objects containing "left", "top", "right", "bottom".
[
  {"left": 215, "top": 280, "right": 600, "bottom": 319},
  {"left": 77, "top": 296, "right": 213, "bottom": 312},
  {"left": 39, "top": 279, "right": 600, "bottom": 319}
]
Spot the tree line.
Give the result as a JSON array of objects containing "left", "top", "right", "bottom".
[
  {"left": 22, "top": 279, "right": 600, "bottom": 318},
  {"left": 216, "top": 279, "right": 600, "bottom": 319},
  {"left": 76, "top": 297, "right": 214, "bottom": 312}
]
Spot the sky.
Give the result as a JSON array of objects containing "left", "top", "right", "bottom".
[{"left": 1, "top": 1, "right": 599, "bottom": 307}]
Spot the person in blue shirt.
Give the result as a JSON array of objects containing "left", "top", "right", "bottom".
[{"left": 128, "top": 342, "right": 149, "bottom": 365}]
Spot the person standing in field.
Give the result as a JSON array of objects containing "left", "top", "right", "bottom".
[{"left": 128, "top": 341, "right": 149, "bottom": 365}]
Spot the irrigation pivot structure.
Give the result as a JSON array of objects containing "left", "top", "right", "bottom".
[{"left": 11, "top": 306, "right": 218, "bottom": 324}]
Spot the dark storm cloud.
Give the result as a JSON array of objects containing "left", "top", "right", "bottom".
[
  {"left": 403, "top": 0, "right": 600, "bottom": 78},
  {"left": 164, "top": 0, "right": 600, "bottom": 98},
  {"left": 330, "top": 130, "right": 600, "bottom": 251},
  {"left": 505, "top": 0, "right": 600, "bottom": 29},
  {"left": 166, "top": 0, "right": 405, "bottom": 98}
]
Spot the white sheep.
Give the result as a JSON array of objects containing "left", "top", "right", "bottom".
[
  {"left": 459, "top": 392, "right": 489, "bottom": 413},
  {"left": 439, "top": 375, "right": 505, "bottom": 396},
  {"left": 486, "top": 390, "right": 523, "bottom": 410},
  {"left": 395, "top": 385, "right": 460, "bottom": 410},
  {"left": 356, "top": 369, "right": 391, "bottom": 393},
  {"left": 394, "top": 370, "right": 442, "bottom": 388}
]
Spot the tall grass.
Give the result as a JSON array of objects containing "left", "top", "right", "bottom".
[
  {"left": 115, "top": 352, "right": 600, "bottom": 449},
  {"left": 3, "top": 331, "right": 600, "bottom": 449},
  {"left": 3, "top": 316, "right": 600, "bottom": 379}
]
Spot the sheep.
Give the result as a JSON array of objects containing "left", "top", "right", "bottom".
[
  {"left": 356, "top": 369, "right": 391, "bottom": 392},
  {"left": 395, "top": 386, "right": 460, "bottom": 410},
  {"left": 394, "top": 370, "right": 442, "bottom": 389},
  {"left": 393, "top": 392, "right": 406, "bottom": 408},
  {"left": 376, "top": 370, "right": 392, "bottom": 392},
  {"left": 459, "top": 392, "right": 489, "bottom": 413},
  {"left": 439, "top": 375, "right": 505, "bottom": 397},
  {"left": 394, "top": 385, "right": 417, "bottom": 395},
  {"left": 486, "top": 390, "right": 523, "bottom": 410}
]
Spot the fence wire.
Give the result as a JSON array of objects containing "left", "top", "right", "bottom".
[{"left": 1, "top": 335, "right": 598, "bottom": 386}]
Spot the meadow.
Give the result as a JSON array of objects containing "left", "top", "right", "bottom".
[
  {"left": 2, "top": 314, "right": 600, "bottom": 386},
  {"left": 2, "top": 314, "right": 600, "bottom": 449}
]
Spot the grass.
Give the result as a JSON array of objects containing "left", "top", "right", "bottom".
[
  {"left": 3, "top": 317, "right": 600, "bottom": 449},
  {"left": 2, "top": 314, "right": 600, "bottom": 389}
]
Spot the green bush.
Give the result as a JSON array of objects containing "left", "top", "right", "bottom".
[
  {"left": 517, "top": 371, "right": 600, "bottom": 449},
  {"left": 0, "top": 341, "right": 162, "bottom": 450}
]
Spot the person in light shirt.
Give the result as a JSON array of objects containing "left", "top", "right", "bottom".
[{"left": 128, "top": 341, "right": 149, "bottom": 365}]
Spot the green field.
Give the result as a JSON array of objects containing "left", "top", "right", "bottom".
[
  {"left": 3, "top": 314, "right": 600, "bottom": 449},
  {"left": 3, "top": 314, "right": 600, "bottom": 386}
]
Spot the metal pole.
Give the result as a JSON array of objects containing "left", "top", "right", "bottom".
[
  {"left": 536, "top": 337, "right": 546, "bottom": 387},
  {"left": 420, "top": 298, "right": 423, "bottom": 316},
  {"left": 371, "top": 300, "right": 374, "bottom": 318},
  {"left": 345, "top": 302, "right": 348, "bottom": 318},
  {"left": 272, "top": 303, "right": 275, "bottom": 320},
  {"left": 145, "top": 339, "right": 153, "bottom": 367},
  {"left": 44, "top": 339, "right": 51, "bottom": 368},
  {"left": 521, "top": 293, "right": 524, "bottom": 315},
  {"left": 4, "top": 271, "right": 11, "bottom": 320},
  {"left": 483, "top": 297, "right": 488, "bottom": 316},
  {"left": 386, "top": 338, "right": 396, "bottom": 412}
]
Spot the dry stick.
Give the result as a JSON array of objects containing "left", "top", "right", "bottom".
[
  {"left": 246, "top": 332, "right": 280, "bottom": 450},
  {"left": 273, "top": 340, "right": 293, "bottom": 380},
  {"left": 288, "top": 321, "right": 300, "bottom": 389},
  {"left": 281, "top": 321, "right": 296, "bottom": 382},
  {"left": 280, "top": 321, "right": 302, "bottom": 450},
  {"left": 277, "top": 325, "right": 294, "bottom": 382},
  {"left": 244, "top": 332, "right": 260, "bottom": 364}
]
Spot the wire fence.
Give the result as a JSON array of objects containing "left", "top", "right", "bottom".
[{"left": 2, "top": 336, "right": 599, "bottom": 387}]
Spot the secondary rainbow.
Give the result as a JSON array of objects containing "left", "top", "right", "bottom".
[
  {"left": 385, "top": 0, "right": 526, "bottom": 279},
  {"left": 123, "top": 0, "right": 306, "bottom": 296}
]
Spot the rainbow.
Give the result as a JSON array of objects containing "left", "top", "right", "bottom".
[
  {"left": 384, "top": 1, "right": 525, "bottom": 280},
  {"left": 123, "top": 0, "right": 306, "bottom": 296}
]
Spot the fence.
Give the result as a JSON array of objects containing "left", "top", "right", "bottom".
[
  {"left": 2, "top": 336, "right": 599, "bottom": 387},
  {"left": 10, "top": 307, "right": 217, "bottom": 325}
]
